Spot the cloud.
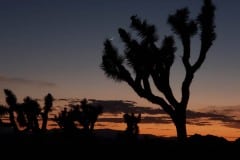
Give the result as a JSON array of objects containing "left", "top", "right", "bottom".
[
  {"left": 57, "top": 98, "right": 165, "bottom": 115},
  {"left": 186, "top": 110, "right": 240, "bottom": 128},
  {"left": 186, "top": 110, "right": 232, "bottom": 119},
  {"left": 0, "top": 75, "right": 56, "bottom": 87},
  {"left": 98, "top": 116, "right": 172, "bottom": 124},
  {"left": 88, "top": 99, "right": 164, "bottom": 115},
  {"left": 90, "top": 100, "right": 240, "bottom": 127},
  {"left": 57, "top": 98, "right": 69, "bottom": 101},
  {"left": 98, "top": 118, "right": 123, "bottom": 123},
  {"left": 97, "top": 109, "right": 240, "bottom": 127},
  {"left": 223, "top": 121, "right": 240, "bottom": 129},
  {"left": 53, "top": 99, "right": 240, "bottom": 128},
  {"left": 187, "top": 120, "right": 212, "bottom": 126},
  {"left": 141, "top": 116, "right": 172, "bottom": 123}
]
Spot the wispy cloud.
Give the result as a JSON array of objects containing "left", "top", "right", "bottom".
[
  {"left": 187, "top": 121, "right": 212, "bottom": 126},
  {"left": 0, "top": 75, "right": 56, "bottom": 87},
  {"left": 90, "top": 100, "right": 240, "bottom": 127},
  {"left": 186, "top": 110, "right": 240, "bottom": 128},
  {"left": 187, "top": 110, "right": 233, "bottom": 120},
  {"left": 89, "top": 99, "right": 164, "bottom": 115},
  {"left": 53, "top": 98, "right": 240, "bottom": 129},
  {"left": 98, "top": 116, "right": 172, "bottom": 124}
]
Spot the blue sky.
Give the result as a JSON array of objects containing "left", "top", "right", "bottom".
[{"left": 0, "top": 0, "right": 240, "bottom": 108}]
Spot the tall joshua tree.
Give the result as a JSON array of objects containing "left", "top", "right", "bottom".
[
  {"left": 3, "top": 89, "right": 19, "bottom": 132},
  {"left": 101, "top": 0, "right": 216, "bottom": 141},
  {"left": 41, "top": 93, "right": 54, "bottom": 131}
]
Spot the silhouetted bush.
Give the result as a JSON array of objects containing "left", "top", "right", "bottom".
[
  {"left": 54, "top": 98, "right": 103, "bottom": 133},
  {"left": 123, "top": 112, "right": 141, "bottom": 138}
]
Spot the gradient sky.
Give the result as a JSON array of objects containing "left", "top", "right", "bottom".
[{"left": 0, "top": 0, "right": 239, "bottom": 109}]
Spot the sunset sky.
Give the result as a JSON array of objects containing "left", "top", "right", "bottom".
[
  {"left": 0, "top": 0, "right": 240, "bottom": 109},
  {"left": 1, "top": 0, "right": 240, "bottom": 141}
]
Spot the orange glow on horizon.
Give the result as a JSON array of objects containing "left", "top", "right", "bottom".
[
  {"left": 94, "top": 121, "right": 240, "bottom": 142},
  {"left": 1, "top": 99, "right": 239, "bottom": 142},
  {"left": 1, "top": 116, "right": 239, "bottom": 142}
]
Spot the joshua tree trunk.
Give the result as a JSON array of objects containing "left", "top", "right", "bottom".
[{"left": 173, "top": 107, "right": 187, "bottom": 141}]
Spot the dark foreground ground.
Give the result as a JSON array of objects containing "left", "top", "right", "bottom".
[{"left": 0, "top": 128, "right": 239, "bottom": 158}]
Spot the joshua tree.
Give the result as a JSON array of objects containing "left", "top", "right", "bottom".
[
  {"left": 101, "top": 0, "right": 216, "bottom": 141},
  {"left": 3, "top": 89, "right": 19, "bottom": 132},
  {"left": 123, "top": 113, "right": 141, "bottom": 137},
  {"left": 79, "top": 98, "right": 103, "bottom": 132},
  {"left": 22, "top": 96, "right": 41, "bottom": 132},
  {"left": 54, "top": 99, "right": 103, "bottom": 133},
  {"left": 41, "top": 93, "right": 54, "bottom": 131},
  {"left": 54, "top": 107, "right": 76, "bottom": 132}
]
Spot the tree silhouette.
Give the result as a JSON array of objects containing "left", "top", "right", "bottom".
[
  {"left": 101, "top": 0, "right": 216, "bottom": 141},
  {"left": 79, "top": 98, "right": 103, "bottom": 132},
  {"left": 54, "top": 98, "right": 103, "bottom": 133},
  {"left": 41, "top": 93, "right": 54, "bottom": 131},
  {"left": 22, "top": 96, "right": 41, "bottom": 133},
  {"left": 3, "top": 89, "right": 19, "bottom": 132},
  {"left": 123, "top": 113, "right": 141, "bottom": 138},
  {"left": 54, "top": 107, "right": 77, "bottom": 132}
]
